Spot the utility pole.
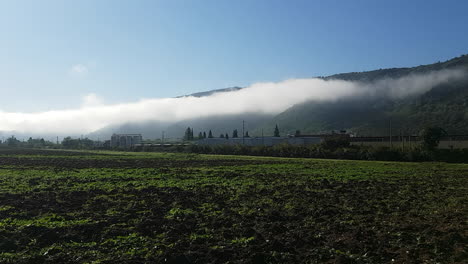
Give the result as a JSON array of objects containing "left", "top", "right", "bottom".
[
  {"left": 399, "top": 130, "right": 402, "bottom": 150},
  {"left": 389, "top": 118, "right": 393, "bottom": 148},
  {"left": 262, "top": 128, "right": 264, "bottom": 146},
  {"left": 401, "top": 130, "right": 405, "bottom": 150},
  {"left": 242, "top": 120, "right": 245, "bottom": 145}
]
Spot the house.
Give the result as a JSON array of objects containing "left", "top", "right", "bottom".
[{"left": 110, "top": 134, "right": 142, "bottom": 148}]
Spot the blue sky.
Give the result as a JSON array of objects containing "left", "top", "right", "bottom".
[{"left": 1, "top": 0, "right": 467, "bottom": 112}]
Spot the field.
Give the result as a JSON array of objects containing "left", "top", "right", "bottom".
[{"left": 0, "top": 149, "right": 466, "bottom": 263}]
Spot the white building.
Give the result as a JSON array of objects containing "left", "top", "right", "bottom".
[{"left": 110, "top": 134, "right": 142, "bottom": 148}]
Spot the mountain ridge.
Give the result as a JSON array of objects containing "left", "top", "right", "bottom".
[
  {"left": 91, "top": 54, "right": 468, "bottom": 139},
  {"left": 254, "top": 54, "right": 468, "bottom": 136}
]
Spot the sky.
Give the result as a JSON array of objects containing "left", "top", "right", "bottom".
[{"left": 0, "top": 0, "right": 468, "bottom": 112}]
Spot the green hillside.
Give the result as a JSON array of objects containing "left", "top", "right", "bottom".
[
  {"left": 253, "top": 55, "right": 468, "bottom": 136},
  {"left": 93, "top": 55, "right": 468, "bottom": 139},
  {"left": 325, "top": 54, "right": 468, "bottom": 81}
]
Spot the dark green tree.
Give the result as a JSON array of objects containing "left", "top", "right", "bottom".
[
  {"left": 274, "top": 124, "right": 280, "bottom": 137},
  {"left": 295, "top": 130, "right": 301, "bottom": 137},
  {"left": 420, "top": 127, "right": 447, "bottom": 150},
  {"left": 62, "top": 137, "right": 79, "bottom": 149},
  {"left": 198, "top": 132, "right": 203, "bottom": 139},
  {"left": 184, "top": 127, "right": 192, "bottom": 141},
  {"left": 245, "top": 131, "right": 250, "bottom": 137},
  {"left": 81, "top": 138, "right": 94, "bottom": 149},
  {"left": 225, "top": 133, "right": 229, "bottom": 139},
  {"left": 220, "top": 134, "right": 225, "bottom": 138},
  {"left": 321, "top": 135, "right": 350, "bottom": 150},
  {"left": 203, "top": 132, "right": 207, "bottom": 138},
  {"left": 184, "top": 127, "right": 195, "bottom": 140},
  {"left": 208, "top": 130, "right": 213, "bottom": 138},
  {"left": 7, "top": 136, "right": 20, "bottom": 147},
  {"left": 232, "top": 129, "right": 238, "bottom": 138},
  {"left": 27, "top": 137, "right": 34, "bottom": 147}
]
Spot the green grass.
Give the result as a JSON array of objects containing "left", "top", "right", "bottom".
[{"left": 0, "top": 149, "right": 466, "bottom": 263}]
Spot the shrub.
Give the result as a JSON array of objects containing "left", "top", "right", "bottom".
[
  {"left": 321, "top": 135, "right": 350, "bottom": 150},
  {"left": 145, "top": 142, "right": 468, "bottom": 163}
]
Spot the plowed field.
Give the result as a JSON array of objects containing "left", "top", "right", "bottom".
[{"left": 0, "top": 149, "right": 466, "bottom": 263}]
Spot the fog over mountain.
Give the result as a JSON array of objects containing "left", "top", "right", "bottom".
[{"left": 0, "top": 55, "right": 467, "bottom": 139}]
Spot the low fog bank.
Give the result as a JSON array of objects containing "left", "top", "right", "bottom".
[
  {"left": 89, "top": 112, "right": 274, "bottom": 140},
  {"left": 0, "top": 68, "right": 465, "bottom": 136}
]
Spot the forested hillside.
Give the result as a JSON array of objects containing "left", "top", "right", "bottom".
[
  {"left": 253, "top": 55, "right": 468, "bottom": 136},
  {"left": 94, "top": 55, "right": 468, "bottom": 139}
]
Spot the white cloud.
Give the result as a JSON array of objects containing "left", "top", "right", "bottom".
[
  {"left": 81, "top": 93, "right": 103, "bottom": 107},
  {"left": 69, "top": 64, "right": 89, "bottom": 76},
  {"left": 0, "top": 68, "right": 465, "bottom": 135}
]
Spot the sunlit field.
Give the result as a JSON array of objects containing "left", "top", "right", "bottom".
[{"left": 0, "top": 149, "right": 466, "bottom": 263}]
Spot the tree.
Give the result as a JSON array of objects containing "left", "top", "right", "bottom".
[
  {"left": 184, "top": 127, "right": 191, "bottom": 141},
  {"left": 198, "top": 132, "right": 203, "bottom": 139},
  {"left": 220, "top": 134, "right": 225, "bottom": 138},
  {"left": 420, "top": 127, "right": 447, "bottom": 150},
  {"left": 274, "top": 124, "right": 280, "bottom": 137},
  {"left": 232, "top": 129, "right": 238, "bottom": 138},
  {"left": 7, "top": 136, "right": 20, "bottom": 147},
  {"left": 225, "top": 133, "right": 229, "bottom": 139},
  {"left": 62, "top": 137, "right": 79, "bottom": 149},
  {"left": 245, "top": 131, "right": 250, "bottom": 137},
  {"left": 80, "top": 138, "right": 94, "bottom": 149},
  {"left": 295, "top": 130, "right": 301, "bottom": 137},
  {"left": 321, "top": 135, "right": 350, "bottom": 150},
  {"left": 27, "top": 137, "right": 34, "bottom": 147},
  {"left": 208, "top": 130, "right": 213, "bottom": 138},
  {"left": 203, "top": 132, "right": 207, "bottom": 138},
  {"left": 184, "top": 127, "right": 195, "bottom": 140}
]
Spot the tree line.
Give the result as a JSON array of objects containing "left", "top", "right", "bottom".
[
  {"left": 184, "top": 124, "right": 282, "bottom": 141},
  {"left": 184, "top": 127, "right": 252, "bottom": 141},
  {"left": 185, "top": 128, "right": 468, "bottom": 163},
  {"left": 0, "top": 136, "right": 56, "bottom": 148},
  {"left": 0, "top": 136, "right": 102, "bottom": 150}
]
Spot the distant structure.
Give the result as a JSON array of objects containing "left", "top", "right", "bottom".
[
  {"left": 110, "top": 134, "right": 142, "bottom": 148},
  {"left": 196, "top": 131, "right": 468, "bottom": 149},
  {"left": 349, "top": 135, "right": 468, "bottom": 149},
  {"left": 197, "top": 130, "right": 350, "bottom": 147},
  {"left": 197, "top": 136, "right": 322, "bottom": 147}
]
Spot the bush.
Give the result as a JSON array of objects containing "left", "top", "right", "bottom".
[
  {"left": 320, "top": 135, "right": 350, "bottom": 150},
  {"left": 420, "top": 127, "right": 447, "bottom": 150},
  {"left": 140, "top": 142, "right": 468, "bottom": 163}
]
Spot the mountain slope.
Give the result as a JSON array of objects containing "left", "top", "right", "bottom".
[
  {"left": 94, "top": 54, "right": 468, "bottom": 139},
  {"left": 179, "top": 87, "right": 242, "bottom": 98},
  {"left": 253, "top": 55, "right": 468, "bottom": 136},
  {"left": 90, "top": 113, "right": 272, "bottom": 140}
]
